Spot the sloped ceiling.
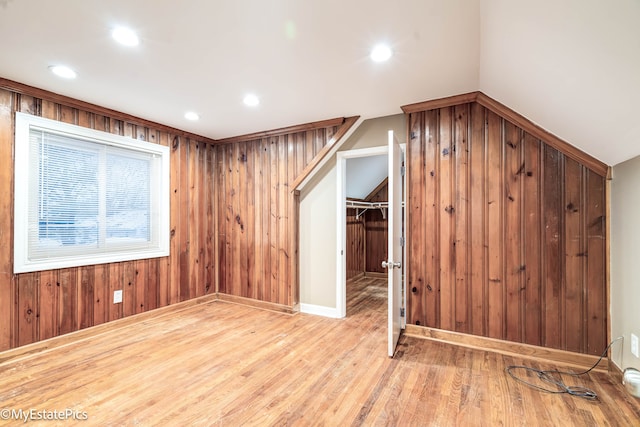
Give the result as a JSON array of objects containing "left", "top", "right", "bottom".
[
  {"left": 480, "top": 0, "right": 640, "bottom": 166},
  {"left": 346, "top": 155, "right": 388, "bottom": 200},
  {"left": 0, "top": 0, "right": 638, "bottom": 165}
]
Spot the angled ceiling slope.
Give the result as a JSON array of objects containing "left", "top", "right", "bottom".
[{"left": 479, "top": 0, "right": 640, "bottom": 166}]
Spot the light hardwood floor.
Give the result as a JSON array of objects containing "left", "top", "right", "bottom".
[{"left": 0, "top": 276, "right": 638, "bottom": 426}]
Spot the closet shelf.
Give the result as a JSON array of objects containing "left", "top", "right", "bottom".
[{"left": 346, "top": 200, "right": 403, "bottom": 220}]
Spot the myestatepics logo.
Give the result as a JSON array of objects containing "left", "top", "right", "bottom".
[{"left": 0, "top": 408, "right": 88, "bottom": 422}]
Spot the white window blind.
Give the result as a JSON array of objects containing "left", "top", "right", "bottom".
[{"left": 14, "top": 112, "right": 170, "bottom": 273}]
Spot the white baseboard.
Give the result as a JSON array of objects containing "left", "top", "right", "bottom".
[{"left": 300, "top": 303, "right": 340, "bottom": 318}]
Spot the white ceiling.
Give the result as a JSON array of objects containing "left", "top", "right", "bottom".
[{"left": 0, "top": 0, "right": 638, "bottom": 165}]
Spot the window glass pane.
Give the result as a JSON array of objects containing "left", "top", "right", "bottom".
[
  {"left": 106, "top": 152, "right": 151, "bottom": 243},
  {"left": 36, "top": 137, "right": 99, "bottom": 251}
]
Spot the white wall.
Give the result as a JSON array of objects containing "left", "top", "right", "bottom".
[
  {"left": 610, "top": 156, "right": 640, "bottom": 371},
  {"left": 299, "top": 114, "right": 406, "bottom": 313}
]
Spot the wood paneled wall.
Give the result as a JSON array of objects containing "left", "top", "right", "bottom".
[
  {"left": 0, "top": 81, "right": 347, "bottom": 349},
  {"left": 405, "top": 101, "right": 607, "bottom": 356},
  {"left": 346, "top": 208, "right": 365, "bottom": 279},
  {"left": 345, "top": 181, "right": 389, "bottom": 277},
  {"left": 213, "top": 125, "right": 339, "bottom": 306},
  {"left": 364, "top": 183, "right": 389, "bottom": 274},
  {"left": 0, "top": 87, "right": 216, "bottom": 351}
]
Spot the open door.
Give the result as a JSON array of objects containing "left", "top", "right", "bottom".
[{"left": 383, "top": 130, "right": 403, "bottom": 357}]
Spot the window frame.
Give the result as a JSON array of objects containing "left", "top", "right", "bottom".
[{"left": 14, "top": 112, "right": 170, "bottom": 274}]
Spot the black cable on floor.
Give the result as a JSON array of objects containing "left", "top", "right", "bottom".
[{"left": 505, "top": 336, "right": 623, "bottom": 400}]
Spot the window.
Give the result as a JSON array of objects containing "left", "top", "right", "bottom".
[{"left": 14, "top": 112, "right": 170, "bottom": 273}]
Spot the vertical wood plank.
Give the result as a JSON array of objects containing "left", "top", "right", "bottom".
[
  {"left": 178, "top": 139, "right": 190, "bottom": 302},
  {"left": 253, "top": 140, "right": 264, "bottom": 300},
  {"left": 169, "top": 135, "right": 181, "bottom": 303},
  {"left": 187, "top": 139, "right": 200, "bottom": 299},
  {"left": 0, "top": 89, "right": 15, "bottom": 350},
  {"left": 197, "top": 140, "right": 207, "bottom": 297},
  {"left": 158, "top": 131, "right": 170, "bottom": 307},
  {"left": 438, "top": 107, "right": 454, "bottom": 331},
  {"left": 135, "top": 260, "right": 148, "bottom": 314},
  {"left": 269, "top": 137, "right": 279, "bottom": 303},
  {"left": 407, "top": 116, "right": 418, "bottom": 320},
  {"left": 504, "top": 121, "right": 523, "bottom": 342},
  {"left": 486, "top": 111, "right": 503, "bottom": 339},
  {"left": 18, "top": 93, "right": 41, "bottom": 116},
  {"left": 123, "top": 261, "right": 137, "bottom": 318},
  {"left": 346, "top": 209, "right": 365, "bottom": 278},
  {"left": 238, "top": 141, "right": 250, "bottom": 298},
  {"left": 453, "top": 104, "right": 470, "bottom": 333},
  {"left": 38, "top": 270, "right": 58, "bottom": 340},
  {"left": 230, "top": 142, "right": 241, "bottom": 298},
  {"left": 78, "top": 267, "right": 94, "bottom": 330},
  {"left": 93, "top": 264, "right": 107, "bottom": 326},
  {"left": 522, "top": 133, "right": 542, "bottom": 346},
  {"left": 17, "top": 274, "right": 38, "bottom": 347},
  {"left": 469, "top": 103, "right": 486, "bottom": 337},
  {"left": 223, "top": 142, "right": 233, "bottom": 296},
  {"left": 261, "top": 138, "right": 271, "bottom": 301},
  {"left": 423, "top": 110, "right": 439, "bottom": 328},
  {"left": 292, "top": 190, "right": 301, "bottom": 306},
  {"left": 542, "top": 146, "right": 562, "bottom": 349},
  {"left": 564, "top": 158, "right": 584, "bottom": 353},
  {"left": 305, "top": 131, "right": 315, "bottom": 166},
  {"left": 58, "top": 268, "right": 77, "bottom": 335},
  {"left": 278, "top": 135, "right": 290, "bottom": 305},
  {"left": 585, "top": 170, "right": 606, "bottom": 355},
  {"left": 205, "top": 145, "right": 215, "bottom": 295},
  {"left": 146, "top": 259, "right": 159, "bottom": 311},
  {"left": 287, "top": 134, "right": 297, "bottom": 305},
  {"left": 108, "top": 263, "right": 122, "bottom": 321}
]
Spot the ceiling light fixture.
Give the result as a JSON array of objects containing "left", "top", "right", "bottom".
[
  {"left": 370, "top": 44, "right": 393, "bottom": 62},
  {"left": 112, "top": 26, "right": 140, "bottom": 47},
  {"left": 243, "top": 94, "right": 260, "bottom": 107},
  {"left": 49, "top": 65, "right": 77, "bottom": 79},
  {"left": 184, "top": 111, "right": 200, "bottom": 121}
]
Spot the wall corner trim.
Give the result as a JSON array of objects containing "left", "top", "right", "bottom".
[{"left": 292, "top": 115, "right": 362, "bottom": 192}]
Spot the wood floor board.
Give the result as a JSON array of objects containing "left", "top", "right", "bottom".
[{"left": 0, "top": 276, "right": 638, "bottom": 426}]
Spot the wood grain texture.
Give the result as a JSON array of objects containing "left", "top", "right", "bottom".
[
  {"left": 0, "top": 87, "right": 216, "bottom": 351},
  {"left": 346, "top": 208, "right": 365, "bottom": 279},
  {"left": 406, "top": 101, "right": 608, "bottom": 356},
  {"left": 364, "top": 181, "right": 388, "bottom": 274},
  {"left": 213, "top": 125, "right": 339, "bottom": 306},
  {"left": 0, "top": 279, "right": 636, "bottom": 426},
  {"left": 0, "top": 83, "right": 15, "bottom": 350}
]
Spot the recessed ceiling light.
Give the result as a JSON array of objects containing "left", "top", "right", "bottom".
[
  {"left": 184, "top": 111, "right": 200, "bottom": 121},
  {"left": 49, "top": 65, "right": 77, "bottom": 79},
  {"left": 112, "top": 26, "right": 140, "bottom": 47},
  {"left": 370, "top": 44, "right": 393, "bottom": 62},
  {"left": 243, "top": 94, "right": 260, "bottom": 107}
]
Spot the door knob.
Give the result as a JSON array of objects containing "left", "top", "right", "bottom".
[{"left": 381, "top": 260, "right": 401, "bottom": 269}]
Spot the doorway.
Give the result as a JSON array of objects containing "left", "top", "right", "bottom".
[{"left": 335, "top": 143, "right": 406, "bottom": 323}]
